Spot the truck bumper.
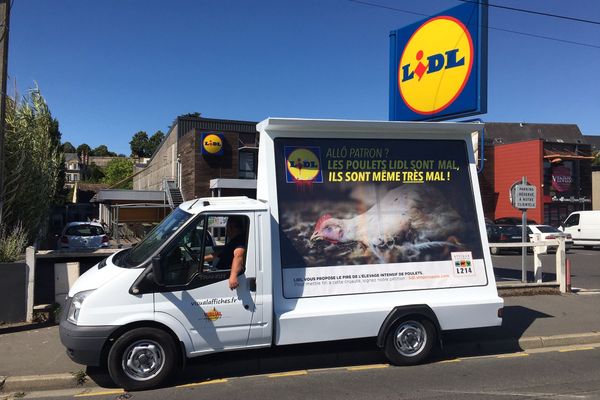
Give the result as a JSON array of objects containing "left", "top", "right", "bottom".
[{"left": 59, "top": 318, "right": 117, "bottom": 367}]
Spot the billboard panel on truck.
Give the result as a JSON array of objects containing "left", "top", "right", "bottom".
[{"left": 274, "top": 137, "right": 487, "bottom": 298}]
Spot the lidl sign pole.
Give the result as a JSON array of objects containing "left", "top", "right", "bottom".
[
  {"left": 389, "top": 1, "right": 488, "bottom": 121},
  {"left": 510, "top": 177, "right": 537, "bottom": 282}
]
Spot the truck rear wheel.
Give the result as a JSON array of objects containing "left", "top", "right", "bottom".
[
  {"left": 383, "top": 318, "right": 435, "bottom": 365},
  {"left": 107, "top": 327, "right": 178, "bottom": 391}
]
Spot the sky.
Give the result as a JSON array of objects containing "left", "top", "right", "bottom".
[{"left": 8, "top": 0, "right": 600, "bottom": 155}]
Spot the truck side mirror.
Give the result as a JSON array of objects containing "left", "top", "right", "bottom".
[{"left": 151, "top": 256, "right": 165, "bottom": 286}]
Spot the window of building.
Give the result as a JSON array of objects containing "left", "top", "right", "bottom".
[{"left": 238, "top": 150, "right": 257, "bottom": 179}]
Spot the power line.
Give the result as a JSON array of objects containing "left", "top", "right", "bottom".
[
  {"left": 457, "top": 0, "right": 600, "bottom": 26},
  {"left": 346, "top": 0, "right": 600, "bottom": 50}
]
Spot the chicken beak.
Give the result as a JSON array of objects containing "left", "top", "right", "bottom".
[{"left": 310, "top": 231, "right": 321, "bottom": 242}]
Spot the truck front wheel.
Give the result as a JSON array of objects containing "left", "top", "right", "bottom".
[
  {"left": 383, "top": 318, "right": 435, "bottom": 365},
  {"left": 107, "top": 327, "right": 178, "bottom": 391}
]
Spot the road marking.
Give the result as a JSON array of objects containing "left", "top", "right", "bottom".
[
  {"left": 558, "top": 346, "right": 595, "bottom": 353},
  {"left": 347, "top": 364, "right": 389, "bottom": 371},
  {"left": 74, "top": 390, "right": 125, "bottom": 397},
  {"left": 268, "top": 370, "right": 307, "bottom": 378},
  {"left": 438, "top": 358, "right": 462, "bottom": 363},
  {"left": 496, "top": 353, "right": 529, "bottom": 359},
  {"left": 177, "top": 378, "right": 228, "bottom": 388}
]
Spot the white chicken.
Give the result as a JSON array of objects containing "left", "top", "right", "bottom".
[{"left": 310, "top": 185, "right": 464, "bottom": 261}]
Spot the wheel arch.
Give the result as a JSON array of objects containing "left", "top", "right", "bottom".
[
  {"left": 376, "top": 305, "right": 442, "bottom": 349},
  {"left": 100, "top": 321, "right": 187, "bottom": 369}
]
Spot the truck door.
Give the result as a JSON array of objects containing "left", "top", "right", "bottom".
[
  {"left": 153, "top": 213, "right": 263, "bottom": 353},
  {"left": 563, "top": 213, "right": 580, "bottom": 242}
]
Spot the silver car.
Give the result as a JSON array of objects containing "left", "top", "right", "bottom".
[{"left": 58, "top": 222, "right": 109, "bottom": 250}]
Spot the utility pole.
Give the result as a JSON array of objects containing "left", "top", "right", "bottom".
[{"left": 0, "top": 0, "right": 10, "bottom": 226}]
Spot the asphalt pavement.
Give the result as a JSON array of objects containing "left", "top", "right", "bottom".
[{"left": 1, "top": 292, "right": 600, "bottom": 393}]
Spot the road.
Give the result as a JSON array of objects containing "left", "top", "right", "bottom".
[
  {"left": 12, "top": 344, "right": 600, "bottom": 400},
  {"left": 492, "top": 247, "right": 600, "bottom": 290}
]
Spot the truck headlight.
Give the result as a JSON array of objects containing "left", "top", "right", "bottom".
[{"left": 67, "top": 290, "right": 94, "bottom": 324}]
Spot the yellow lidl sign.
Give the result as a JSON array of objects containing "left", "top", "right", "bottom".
[
  {"left": 390, "top": 2, "right": 487, "bottom": 121},
  {"left": 201, "top": 133, "right": 224, "bottom": 156},
  {"left": 399, "top": 16, "right": 473, "bottom": 115}
]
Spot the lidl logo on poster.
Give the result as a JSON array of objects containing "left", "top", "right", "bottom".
[
  {"left": 201, "top": 133, "right": 224, "bottom": 156},
  {"left": 389, "top": 2, "right": 487, "bottom": 121},
  {"left": 284, "top": 146, "right": 323, "bottom": 184}
]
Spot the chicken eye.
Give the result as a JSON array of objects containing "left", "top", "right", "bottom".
[{"left": 324, "top": 227, "right": 332, "bottom": 233}]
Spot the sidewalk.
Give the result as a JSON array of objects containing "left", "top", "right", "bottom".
[{"left": 1, "top": 293, "right": 600, "bottom": 392}]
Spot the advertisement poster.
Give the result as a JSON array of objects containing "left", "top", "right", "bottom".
[{"left": 274, "top": 138, "right": 488, "bottom": 298}]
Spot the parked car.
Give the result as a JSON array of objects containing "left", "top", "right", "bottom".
[
  {"left": 58, "top": 222, "right": 109, "bottom": 250},
  {"left": 526, "top": 224, "right": 573, "bottom": 253},
  {"left": 494, "top": 217, "right": 538, "bottom": 225},
  {"left": 489, "top": 224, "right": 526, "bottom": 255}
]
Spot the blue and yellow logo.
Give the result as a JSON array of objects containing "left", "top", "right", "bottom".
[
  {"left": 201, "top": 133, "right": 224, "bottom": 156},
  {"left": 284, "top": 146, "right": 323, "bottom": 184},
  {"left": 398, "top": 16, "right": 473, "bottom": 115}
]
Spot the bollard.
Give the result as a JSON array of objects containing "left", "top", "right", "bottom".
[{"left": 566, "top": 258, "right": 571, "bottom": 293}]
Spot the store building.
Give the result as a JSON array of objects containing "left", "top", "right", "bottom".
[
  {"left": 479, "top": 123, "right": 593, "bottom": 226},
  {"left": 134, "top": 115, "right": 259, "bottom": 204}
]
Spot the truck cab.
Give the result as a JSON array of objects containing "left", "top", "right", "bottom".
[{"left": 60, "top": 197, "right": 273, "bottom": 390}]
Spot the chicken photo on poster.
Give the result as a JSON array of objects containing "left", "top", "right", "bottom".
[{"left": 274, "top": 138, "right": 484, "bottom": 269}]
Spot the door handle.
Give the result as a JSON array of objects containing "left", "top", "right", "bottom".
[{"left": 247, "top": 277, "right": 256, "bottom": 292}]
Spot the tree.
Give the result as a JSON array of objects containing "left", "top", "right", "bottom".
[
  {"left": 148, "top": 130, "right": 165, "bottom": 156},
  {"left": 90, "top": 144, "right": 116, "bottom": 157},
  {"left": 102, "top": 158, "right": 134, "bottom": 189},
  {"left": 77, "top": 143, "right": 91, "bottom": 156},
  {"left": 181, "top": 112, "right": 201, "bottom": 118},
  {"left": 82, "top": 163, "right": 105, "bottom": 183},
  {"left": 593, "top": 150, "right": 600, "bottom": 166},
  {"left": 2, "top": 87, "right": 63, "bottom": 242},
  {"left": 130, "top": 131, "right": 149, "bottom": 158},
  {"left": 61, "top": 141, "right": 76, "bottom": 153}
]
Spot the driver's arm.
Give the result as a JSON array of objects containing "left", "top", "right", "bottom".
[{"left": 228, "top": 247, "right": 245, "bottom": 290}]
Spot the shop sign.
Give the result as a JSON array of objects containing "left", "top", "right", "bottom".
[
  {"left": 201, "top": 133, "right": 224, "bottom": 156},
  {"left": 389, "top": 2, "right": 488, "bottom": 121},
  {"left": 551, "top": 165, "right": 572, "bottom": 192}
]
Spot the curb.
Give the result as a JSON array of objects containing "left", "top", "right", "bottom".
[
  {"left": 2, "top": 332, "right": 600, "bottom": 394},
  {"left": 0, "top": 372, "right": 97, "bottom": 393}
]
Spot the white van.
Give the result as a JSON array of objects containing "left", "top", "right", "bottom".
[
  {"left": 560, "top": 211, "right": 600, "bottom": 248},
  {"left": 60, "top": 119, "right": 503, "bottom": 390}
]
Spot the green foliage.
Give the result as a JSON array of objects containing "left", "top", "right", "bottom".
[
  {"left": 130, "top": 131, "right": 149, "bottom": 157},
  {"left": 148, "top": 130, "right": 165, "bottom": 156},
  {"left": 90, "top": 144, "right": 117, "bottom": 157},
  {"left": 0, "top": 223, "right": 27, "bottom": 262},
  {"left": 76, "top": 143, "right": 91, "bottom": 156},
  {"left": 130, "top": 130, "right": 164, "bottom": 158},
  {"left": 82, "top": 162, "right": 105, "bottom": 183},
  {"left": 102, "top": 158, "right": 134, "bottom": 188},
  {"left": 3, "top": 87, "right": 63, "bottom": 243},
  {"left": 593, "top": 150, "right": 600, "bottom": 166},
  {"left": 61, "top": 141, "right": 76, "bottom": 153}
]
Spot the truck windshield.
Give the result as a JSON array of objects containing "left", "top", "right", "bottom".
[{"left": 118, "top": 208, "right": 192, "bottom": 268}]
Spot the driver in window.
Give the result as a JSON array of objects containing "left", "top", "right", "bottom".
[{"left": 204, "top": 216, "right": 246, "bottom": 290}]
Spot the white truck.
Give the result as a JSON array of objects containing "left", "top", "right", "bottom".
[
  {"left": 560, "top": 210, "right": 600, "bottom": 248},
  {"left": 60, "top": 119, "right": 503, "bottom": 390}
]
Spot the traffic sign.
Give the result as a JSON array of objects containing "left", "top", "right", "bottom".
[{"left": 511, "top": 182, "right": 536, "bottom": 209}]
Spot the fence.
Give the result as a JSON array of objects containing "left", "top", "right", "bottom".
[{"left": 489, "top": 236, "right": 568, "bottom": 292}]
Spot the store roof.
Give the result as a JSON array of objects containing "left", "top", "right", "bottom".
[{"left": 484, "top": 122, "right": 586, "bottom": 145}]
